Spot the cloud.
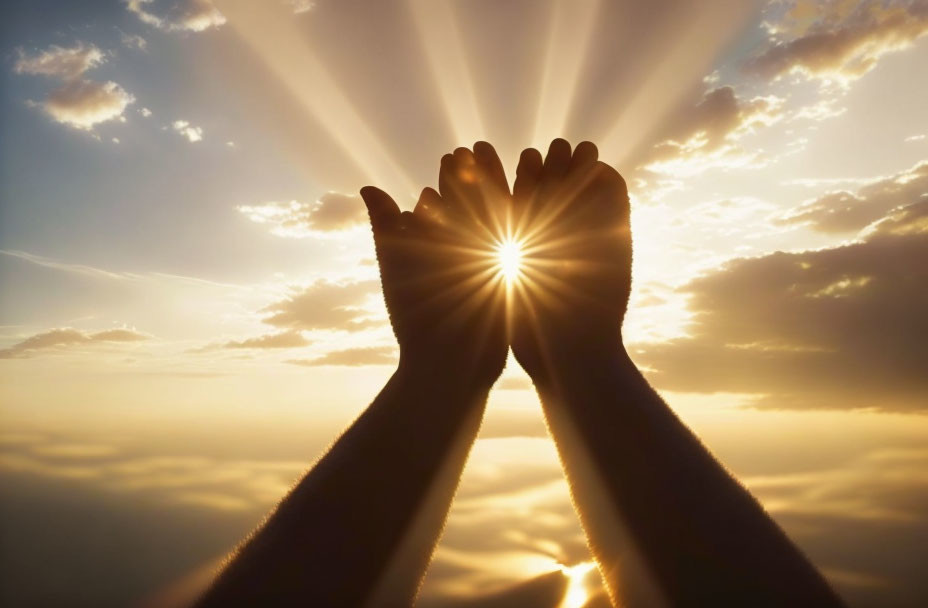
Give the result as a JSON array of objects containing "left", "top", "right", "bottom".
[
  {"left": 742, "top": 447, "right": 928, "bottom": 605},
  {"left": 238, "top": 192, "right": 367, "bottom": 237},
  {"left": 126, "top": 0, "right": 226, "bottom": 33},
  {"left": 41, "top": 79, "right": 135, "bottom": 130},
  {"left": 286, "top": 0, "right": 315, "bottom": 14},
  {"left": 777, "top": 161, "right": 928, "bottom": 233},
  {"left": 120, "top": 32, "right": 148, "bottom": 51},
  {"left": 139, "top": 107, "right": 153, "bottom": 117},
  {"left": 637, "top": 198, "right": 928, "bottom": 412},
  {"left": 222, "top": 330, "right": 310, "bottom": 349},
  {"left": 172, "top": 119, "right": 203, "bottom": 142},
  {"left": 286, "top": 345, "right": 396, "bottom": 367},
  {"left": 746, "top": 0, "right": 928, "bottom": 85},
  {"left": 1, "top": 328, "right": 148, "bottom": 359},
  {"left": 13, "top": 43, "right": 135, "bottom": 131},
  {"left": 261, "top": 279, "right": 382, "bottom": 332},
  {"left": 641, "top": 86, "right": 784, "bottom": 176},
  {"left": 14, "top": 44, "right": 105, "bottom": 79}
]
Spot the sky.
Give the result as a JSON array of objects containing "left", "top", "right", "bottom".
[{"left": 1, "top": 0, "right": 927, "bottom": 606}]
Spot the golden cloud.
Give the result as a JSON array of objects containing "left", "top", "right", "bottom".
[
  {"left": 746, "top": 0, "right": 928, "bottom": 84},
  {"left": 637, "top": 197, "right": 928, "bottom": 412}
]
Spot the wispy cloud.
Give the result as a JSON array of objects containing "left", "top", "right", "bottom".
[
  {"left": 776, "top": 160, "right": 928, "bottom": 233},
  {"left": 1, "top": 327, "right": 149, "bottom": 359},
  {"left": 746, "top": 0, "right": 928, "bottom": 86},
  {"left": 640, "top": 86, "right": 784, "bottom": 176},
  {"left": 126, "top": 0, "right": 225, "bottom": 33},
  {"left": 239, "top": 192, "right": 367, "bottom": 237},
  {"left": 286, "top": 345, "right": 396, "bottom": 367}
]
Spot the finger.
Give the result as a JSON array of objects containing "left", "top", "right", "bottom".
[
  {"left": 413, "top": 186, "right": 444, "bottom": 224},
  {"left": 584, "top": 161, "right": 631, "bottom": 224},
  {"left": 543, "top": 138, "right": 572, "bottom": 179},
  {"left": 569, "top": 140, "right": 598, "bottom": 174},
  {"left": 438, "top": 153, "right": 457, "bottom": 204},
  {"left": 473, "top": 141, "right": 509, "bottom": 195},
  {"left": 513, "top": 147, "right": 542, "bottom": 202},
  {"left": 360, "top": 186, "right": 400, "bottom": 233}
]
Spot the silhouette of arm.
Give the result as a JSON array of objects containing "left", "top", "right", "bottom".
[
  {"left": 196, "top": 143, "right": 510, "bottom": 607},
  {"left": 511, "top": 139, "right": 845, "bottom": 607},
  {"left": 195, "top": 363, "right": 489, "bottom": 607}
]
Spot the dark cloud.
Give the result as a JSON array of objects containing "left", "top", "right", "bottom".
[
  {"left": 286, "top": 345, "right": 396, "bottom": 366},
  {"left": 777, "top": 161, "right": 928, "bottom": 233},
  {"left": 745, "top": 0, "right": 928, "bottom": 83},
  {"left": 222, "top": 330, "right": 309, "bottom": 349},
  {"left": 0, "top": 328, "right": 148, "bottom": 359},
  {"left": 261, "top": 279, "right": 381, "bottom": 331},
  {"left": 637, "top": 199, "right": 928, "bottom": 412}
]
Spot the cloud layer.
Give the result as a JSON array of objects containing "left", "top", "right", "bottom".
[
  {"left": 286, "top": 345, "right": 396, "bottom": 366},
  {"left": 261, "top": 279, "right": 381, "bottom": 332},
  {"left": 239, "top": 192, "right": 368, "bottom": 237},
  {"left": 1, "top": 328, "right": 148, "bottom": 359},
  {"left": 777, "top": 161, "right": 928, "bottom": 233},
  {"left": 746, "top": 0, "right": 928, "bottom": 84},
  {"left": 639, "top": 197, "right": 928, "bottom": 412}
]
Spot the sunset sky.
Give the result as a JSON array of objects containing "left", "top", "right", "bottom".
[{"left": 1, "top": 0, "right": 927, "bottom": 606}]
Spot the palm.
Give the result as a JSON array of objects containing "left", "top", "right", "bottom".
[
  {"left": 508, "top": 139, "right": 631, "bottom": 381},
  {"left": 361, "top": 143, "right": 510, "bottom": 387}
]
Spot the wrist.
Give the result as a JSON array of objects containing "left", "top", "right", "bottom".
[
  {"left": 395, "top": 353, "right": 496, "bottom": 399},
  {"left": 530, "top": 340, "right": 633, "bottom": 395}
]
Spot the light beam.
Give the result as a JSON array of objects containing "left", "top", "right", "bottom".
[
  {"left": 217, "top": 0, "right": 417, "bottom": 197},
  {"left": 408, "top": 0, "right": 486, "bottom": 145}
]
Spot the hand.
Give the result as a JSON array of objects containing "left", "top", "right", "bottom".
[
  {"left": 361, "top": 142, "right": 510, "bottom": 390},
  {"left": 509, "top": 139, "right": 632, "bottom": 384}
]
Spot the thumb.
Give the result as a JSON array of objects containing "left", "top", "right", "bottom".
[{"left": 360, "top": 186, "right": 400, "bottom": 232}]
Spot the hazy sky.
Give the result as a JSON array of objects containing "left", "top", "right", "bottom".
[{"left": 1, "top": 1, "right": 927, "bottom": 606}]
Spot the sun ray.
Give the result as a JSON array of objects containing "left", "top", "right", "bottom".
[
  {"left": 217, "top": 0, "right": 417, "bottom": 197},
  {"left": 531, "top": 0, "right": 601, "bottom": 148},
  {"left": 407, "top": 0, "right": 486, "bottom": 146},
  {"left": 598, "top": 1, "right": 756, "bottom": 167}
]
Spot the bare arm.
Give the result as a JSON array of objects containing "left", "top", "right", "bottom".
[
  {"left": 196, "top": 143, "right": 511, "bottom": 607},
  {"left": 511, "top": 139, "right": 845, "bottom": 606},
  {"left": 195, "top": 362, "right": 489, "bottom": 607}
]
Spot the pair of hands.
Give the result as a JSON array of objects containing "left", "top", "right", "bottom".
[{"left": 361, "top": 139, "right": 632, "bottom": 391}]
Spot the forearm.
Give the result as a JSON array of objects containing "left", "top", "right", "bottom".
[
  {"left": 196, "top": 361, "right": 489, "bottom": 607},
  {"left": 535, "top": 347, "right": 843, "bottom": 607}
]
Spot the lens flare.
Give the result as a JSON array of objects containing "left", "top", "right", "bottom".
[{"left": 495, "top": 238, "right": 524, "bottom": 282}]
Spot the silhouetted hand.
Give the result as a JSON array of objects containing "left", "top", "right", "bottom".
[
  {"left": 509, "top": 138, "right": 631, "bottom": 384},
  {"left": 361, "top": 142, "right": 510, "bottom": 389}
]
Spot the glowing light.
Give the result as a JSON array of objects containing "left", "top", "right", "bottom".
[
  {"left": 558, "top": 561, "right": 596, "bottom": 608},
  {"left": 495, "top": 238, "right": 524, "bottom": 282}
]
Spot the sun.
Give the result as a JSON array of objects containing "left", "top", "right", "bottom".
[{"left": 495, "top": 238, "right": 524, "bottom": 282}]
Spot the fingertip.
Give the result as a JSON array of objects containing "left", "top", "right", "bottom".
[
  {"left": 544, "top": 138, "right": 572, "bottom": 173},
  {"left": 360, "top": 186, "right": 400, "bottom": 224},
  {"left": 453, "top": 146, "right": 475, "bottom": 164},
  {"left": 574, "top": 141, "right": 599, "bottom": 162},
  {"left": 473, "top": 140, "right": 494, "bottom": 156},
  {"left": 517, "top": 148, "right": 542, "bottom": 173}
]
